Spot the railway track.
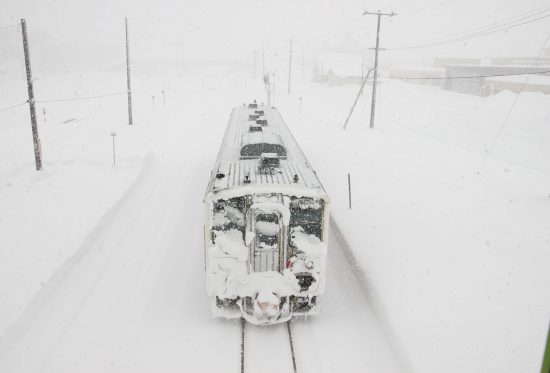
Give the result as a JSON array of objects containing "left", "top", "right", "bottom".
[{"left": 240, "top": 318, "right": 298, "bottom": 373}]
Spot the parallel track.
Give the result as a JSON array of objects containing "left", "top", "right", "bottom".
[{"left": 240, "top": 318, "right": 298, "bottom": 373}]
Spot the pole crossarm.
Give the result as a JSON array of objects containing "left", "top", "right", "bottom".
[{"left": 363, "top": 10, "right": 396, "bottom": 16}]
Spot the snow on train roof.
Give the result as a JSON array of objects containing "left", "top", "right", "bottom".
[
  {"left": 205, "top": 104, "right": 327, "bottom": 199},
  {"left": 241, "top": 132, "right": 282, "bottom": 146}
]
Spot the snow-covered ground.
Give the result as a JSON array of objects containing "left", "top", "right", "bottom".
[
  {"left": 0, "top": 65, "right": 549, "bottom": 372},
  {"left": 280, "top": 79, "right": 550, "bottom": 373}
]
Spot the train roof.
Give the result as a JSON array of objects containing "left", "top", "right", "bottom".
[{"left": 205, "top": 103, "right": 328, "bottom": 201}]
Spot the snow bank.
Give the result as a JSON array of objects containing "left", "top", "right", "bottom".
[
  {"left": 277, "top": 78, "right": 550, "bottom": 373},
  {"left": 0, "top": 72, "right": 162, "bottom": 335}
]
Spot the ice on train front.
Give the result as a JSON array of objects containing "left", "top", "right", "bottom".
[{"left": 203, "top": 102, "right": 329, "bottom": 325}]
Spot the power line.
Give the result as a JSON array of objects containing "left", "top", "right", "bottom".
[
  {"left": 381, "top": 70, "right": 550, "bottom": 80},
  {"left": 477, "top": 30, "right": 550, "bottom": 174},
  {"left": 381, "top": 0, "right": 417, "bottom": 11},
  {"left": 311, "top": 14, "right": 364, "bottom": 42},
  {"left": 0, "top": 23, "right": 20, "bottom": 30},
  {"left": 35, "top": 91, "right": 127, "bottom": 103},
  {"left": 387, "top": 7, "right": 550, "bottom": 50},
  {"left": 413, "top": 6, "right": 550, "bottom": 45},
  {"left": 399, "top": 0, "right": 458, "bottom": 15},
  {"left": 388, "top": 13, "right": 550, "bottom": 50},
  {"left": 0, "top": 101, "right": 28, "bottom": 113}
]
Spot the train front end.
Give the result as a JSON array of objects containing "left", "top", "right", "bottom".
[{"left": 204, "top": 190, "right": 329, "bottom": 325}]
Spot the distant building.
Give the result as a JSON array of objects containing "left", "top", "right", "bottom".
[
  {"left": 442, "top": 64, "right": 550, "bottom": 96},
  {"left": 388, "top": 68, "right": 445, "bottom": 87},
  {"left": 485, "top": 74, "right": 550, "bottom": 95},
  {"left": 488, "top": 56, "right": 550, "bottom": 66},
  {"left": 313, "top": 52, "right": 368, "bottom": 85},
  {"left": 433, "top": 58, "right": 481, "bottom": 68}
]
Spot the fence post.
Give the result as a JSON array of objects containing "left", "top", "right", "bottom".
[
  {"left": 348, "top": 173, "right": 352, "bottom": 209},
  {"left": 110, "top": 132, "right": 117, "bottom": 165}
]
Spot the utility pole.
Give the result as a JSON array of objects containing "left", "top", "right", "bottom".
[
  {"left": 264, "top": 73, "right": 271, "bottom": 107},
  {"left": 363, "top": 10, "right": 395, "bottom": 129},
  {"left": 21, "top": 19, "right": 42, "bottom": 171},
  {"left": 348, "top": 173, "right": 352, "bottom": 209},
  {"left": 361, "top": 61, "right": 365, "bottom": 95},
  {"left": 253, "top": 49, "right": 257, "bottom": 79},
  {"left": 302, "top": 46, "right": 305, "bottom": 80},
  {"left": 262, "top": 44, "right": 265, "bottom": 76},
  {"left": 287, "top": 38, "right": 293, "bottom": 94},
  {"left": 272, "top": 73, "right": 276, "bottom": 105},
  {"left": 110, "top": 132, "right": 117, "bottom": 166},
  {"left": 125, "top": 17, "right": 133, "bottom": 125}
]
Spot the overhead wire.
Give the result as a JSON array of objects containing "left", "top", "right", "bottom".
[
  {"left": 380, "top": 0, "right": 417, "bottom": 11},
  {"left": 398, "top": 0, "right": 458, "bottom": 15},
  {"left": 476, "top": 29, "right": 550, "bottom": 174},
  {"left": 35, "top": 91, "right": 127, "bottom": 103},
  {"left": 409, "top": 6, "right": 550, "bottom": 45},
  {"left": 380, "top": 70, "right": 550, "bottom": 80},
  {"left": 387, "top": 7, "right": 550, "bottom": 50},
  {"left": 0, "top": 23, "right": 20, "bottom": 30},
  {"left": 0, "top": 101, "right": 28, "bottom": 114}
]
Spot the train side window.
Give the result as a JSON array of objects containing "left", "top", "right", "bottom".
[{"left": 289, "top": 197, "right": 324, "bottom": 240}]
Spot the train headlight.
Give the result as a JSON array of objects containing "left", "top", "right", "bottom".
[{"left": 305, "top": 260, "right": 314, "bottom": 270}]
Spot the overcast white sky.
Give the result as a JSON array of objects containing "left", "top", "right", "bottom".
[{"left": 2, "top": 0, "right": 549, "bottom": 72}]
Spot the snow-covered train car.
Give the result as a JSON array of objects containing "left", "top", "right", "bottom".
[{"left": 203, "top": 102, "right": 330, "bottom": 325}]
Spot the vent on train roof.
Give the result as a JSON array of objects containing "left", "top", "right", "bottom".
[
  {"left": 249, "top": 125, "right": 262, "bottom": 132},
  {"left": 259, "top": 153, "right": 281, "bottom": 174},
  {"left": 248, "top": 101, "right": 258, "bottom": 109},
  {"left": 249, "top": 114, "right": 260, "bottom": 121},
  {"left": 256, "top": 119, "right": 268, "bottom": 126},
  {"left": 255, "top": 110, "right": 264, "bottom": 115},
  {"left": 240, "top": 133, "right": 287, "bottom": 159}
]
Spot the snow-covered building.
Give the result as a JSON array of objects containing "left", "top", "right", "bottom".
[
  {"left": 313, "top": 52, "right": 368, "bottom": 85},
  {"left": 485, "top": 74, "right": 550, "bottom": 95},
  {"left": 442, "top": 64, "right": 550, "bottom": 96},
  {"left": 433, "top": 57, "right": 481, "bottom": 68},
  {"left": 388, "top": 67, "right": 445, "bottom": 87}
]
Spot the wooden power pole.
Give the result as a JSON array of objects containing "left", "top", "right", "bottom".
[
  {"left": 20, "top": 19, "right": 42, "bottom": 171},
  {"left": 262, "top": 44, "right": 265, "bottom": 76},
  {"left": 125, "top": 17, "right": 133, "bottom": 125},
  {"left": 253, "top": 49, "right": 257, "bottom": 79},
  {"left": 363, "top": 10, "right": 395, "bottom": 129},
  {"left": 287, "top": 39, "right": 293, "bottom": 94}
]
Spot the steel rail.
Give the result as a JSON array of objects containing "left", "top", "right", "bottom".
[{"left": 239, "top": 318, "right": 298, "bottom": 373}]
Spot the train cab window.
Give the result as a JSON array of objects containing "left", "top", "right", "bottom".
[
  {"left": 255, "top": 213, "right": 279, "bottom": 248},
  {"left": 289, "top": 197, "right": 324, "bottom": 240},
  {"left": 212, "top": 197, "right": 246, "bottom": 239}
]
